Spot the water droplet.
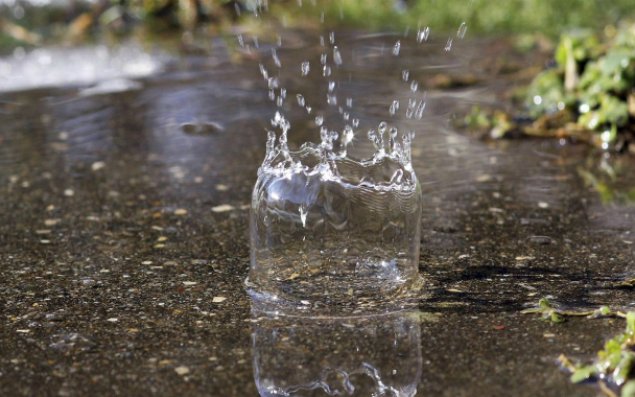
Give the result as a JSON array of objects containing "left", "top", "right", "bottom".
[
  {"left": 315, "top": 115, "right": 324, "bottom": 126},
  {"left": 333, "top": 46, "right": 343, "bottom": 66},
  {"left": 328, "top": 81, "right": 336, "bottom": 92},
  {"left": 378, "top": 121, "right": 387, "bottom": 135},
  {"left": 296, "top": 94, "right": 305, "bottom": 107},
  {"left": 389, "top": 100, "right": 400, "bottom": 116},
  {"left": 323, "top": 65, "right": 332, "bottom": 77},
  {"left": 259, "top": 63, "right": 268, "bottom": 80},
  {"left": 405, "top": 99, "right": 416, "bottom": 119},
  {"left": 271, "top": 49, "right": 281, "bottom": 68},
  {"left": 410, "top": 81, "right": 418, "bottom": 92},
  {"left": 237, "top": 35, "right": 244, "bottom": 47},
  {"left": 329, "top": 32, "right": 335, "bottom": 44},
  {"left": 341, "top": 125, "right": 354, "bottom": 145},
  {"left": 301, "top": 61, "right": 310, "bottom": 76},
  {"left": 457, "top": 22, "right": 468, "bottom": 39},
  {"left": 445, "top": 38, "right": 453, "bottom": 52},
  {"left": 299, "top": 206, "right": 308, "bottom": 228},
  {"left": 392, "top": 40, "right": 401, "bottom": 56},
  {"left": 417, "top": 27, "right": 430, "bottom": 43},
  {"left": 346, "top": 97, "right": 353, "bottom": 108},
  {"left": 402, "top": 70, "right": 409, "bottom": 82},
  {"left": 415, "top": 99, "right": 426, "bottom": 120}
]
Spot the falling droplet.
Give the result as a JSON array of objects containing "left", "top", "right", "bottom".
[
  {"left": 457, "top": 22, "right": 468, "bottom": 39},
  {"left": 329, "top": 31, "right": 335, "bottom": 44},
  {"left": 417, "top": 27, "right": 430, "bottom": 43},
  {"left": 296, "top": 94, "right": 305, "bottom": 107},
  {"left": 315, "top": 115, "right": 324, "bottom": 126},
  {"left": 271, "top": 49, "right": 281, "bottom": 68},
  {"left": 445, "top": 37, "right": 453, "bottom": 52},
  {"left": 389, "top": 100, "right": 400, "bottom": 116},
  {"left": 301, "top": 61, "right": 310, "bottom": 76},
  {"left": 346, "top": 97, "right": 353, "bottom": 108},
  {"left": 402, "top": 70, "right": 409, "bottom": 82},
  {"left": 410, "top": 81, "right": 418, "bottom": 92},
  {"left": 333, "top": 46, "right": 343, "bottom": 66},
  {"left": 392, "top": 40, "right": 401, "bottom": 56},
  {"left": 299, "top": 206, "right": 308, "bottom": 228},
  {"left": 415, "top": 99, "right": 426, "bottom": 120},
  {"left": 259, "top": 63, "right": 268, "bottom": 80}
]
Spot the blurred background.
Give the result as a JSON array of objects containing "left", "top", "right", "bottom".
[{"left": 1, "top": 0, "right": 634, "bottom": 50}]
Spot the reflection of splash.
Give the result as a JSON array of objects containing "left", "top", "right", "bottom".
[
  {"left": 250, "top": 304, "right": 422, "bottom": 397},
  {"left": 0, "top": 43, "right": 164, "bottom": 93}
]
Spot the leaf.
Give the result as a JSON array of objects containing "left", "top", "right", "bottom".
[
  {"left": 549, "top": 311, "right": 566, "bottom": 324},
  {"left": 622, "top": 380, "right": 635, "bottom": 397},
  {"left": 571, "top": 365, "right": 597, "bottom": 383},
  {"left": 614, "top": 353, "right": 635, "bottom": 386},
  {"left": 627, "top": 312, "right": 635, "bottom": 335}
]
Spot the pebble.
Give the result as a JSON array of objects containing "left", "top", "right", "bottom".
[
  {"left": 174, "top": 366, "right": 190, "bottom": 376},
  {"left": 91, "top": 161, "right": 106, "bottom": 171},
  {"left": 44, "top": 219, "right": 61, "bottom": 226},
  {"left": 211, "top": 204, "right": 234, "bottom": 213},
  {"left": 182, "top": 281, "right": 197, "bottom": 286},
  {"left": 174, "top": 208, "right": 188, "bottom": 216},
  {"left": 538, "top": 201, "right": 549, "bottom": 209},
  {"left": 212, "top": 296, "right": 227, "bottom": 303},
  {"left": 106, "top": 318, "right": 118, "bottom": 322},
  {"left": 215, "top": 184, "right": 229, "bottom": 191},
  {"left": 64, "top": 189, "right": 75, "bottom": 197}
]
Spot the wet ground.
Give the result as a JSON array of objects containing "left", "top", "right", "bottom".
[{"left": 1, "top": 29, "right": 635, "bottom": 396}]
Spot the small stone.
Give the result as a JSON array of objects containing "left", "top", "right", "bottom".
[
  {"left": 16, "top": 329, "right": 30, "bottom": 333},
  {"left": 182, "top": 281, "right": 197, "bottom": 286},
  {"left": 64, "top": 189, "right": 75, "bottom": 197},
  {"left": 211, "top": 204, "right": 234, "bottom": 213},
  {"left": 212, "top": 296, "right": 227, "bottom": 303},
  {"left": 35, "top": 229, "right": 51, "bottom": 235},
  {"left": 515, "top": 256, "right": 535, "bottom": 261},
  {"left": 142, "top": 260, "right": 153, "bottom": 265},
  {"left": 157, "top": 236, "right": 168, "bottom": 242},
  {"left": 174, "top": 366, "right": 190, "bottom": 376},
  {"left": 91, "top": 161, "right": 106, "bottom": 171},
  {"left": 538, "top": 201, "right": 549, "bottom": 209},
  {"left": 215, "top": 184, "right": 229, "bottom": 192},
  {"left": 106, "top": 318, "right": 118, "bottom": 322},
  {"left": 40, "top": 239, "right": 51, "bottom": 244},
  {"left": 174, "top": 208, "right": 188, "bottom": 216},
  {"left": 58, "top": 131, "right": 69, "bottom": 140},
  {"left": 154, "top": 244, "right": 165, "bottom": 249},
  {"left": 44, "top": 219, "right": 61, "bottom": 226},
  {"left": 476, "top": 174, "right": 492, "bottom": 183}
]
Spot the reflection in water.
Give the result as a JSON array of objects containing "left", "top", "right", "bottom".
[{"left": 251, "top": 305, "right": 422, "bottom": 397}]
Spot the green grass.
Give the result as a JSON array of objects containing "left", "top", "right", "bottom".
[{"left": 303, "top": 0, "right": 635, "bottom": 35}]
